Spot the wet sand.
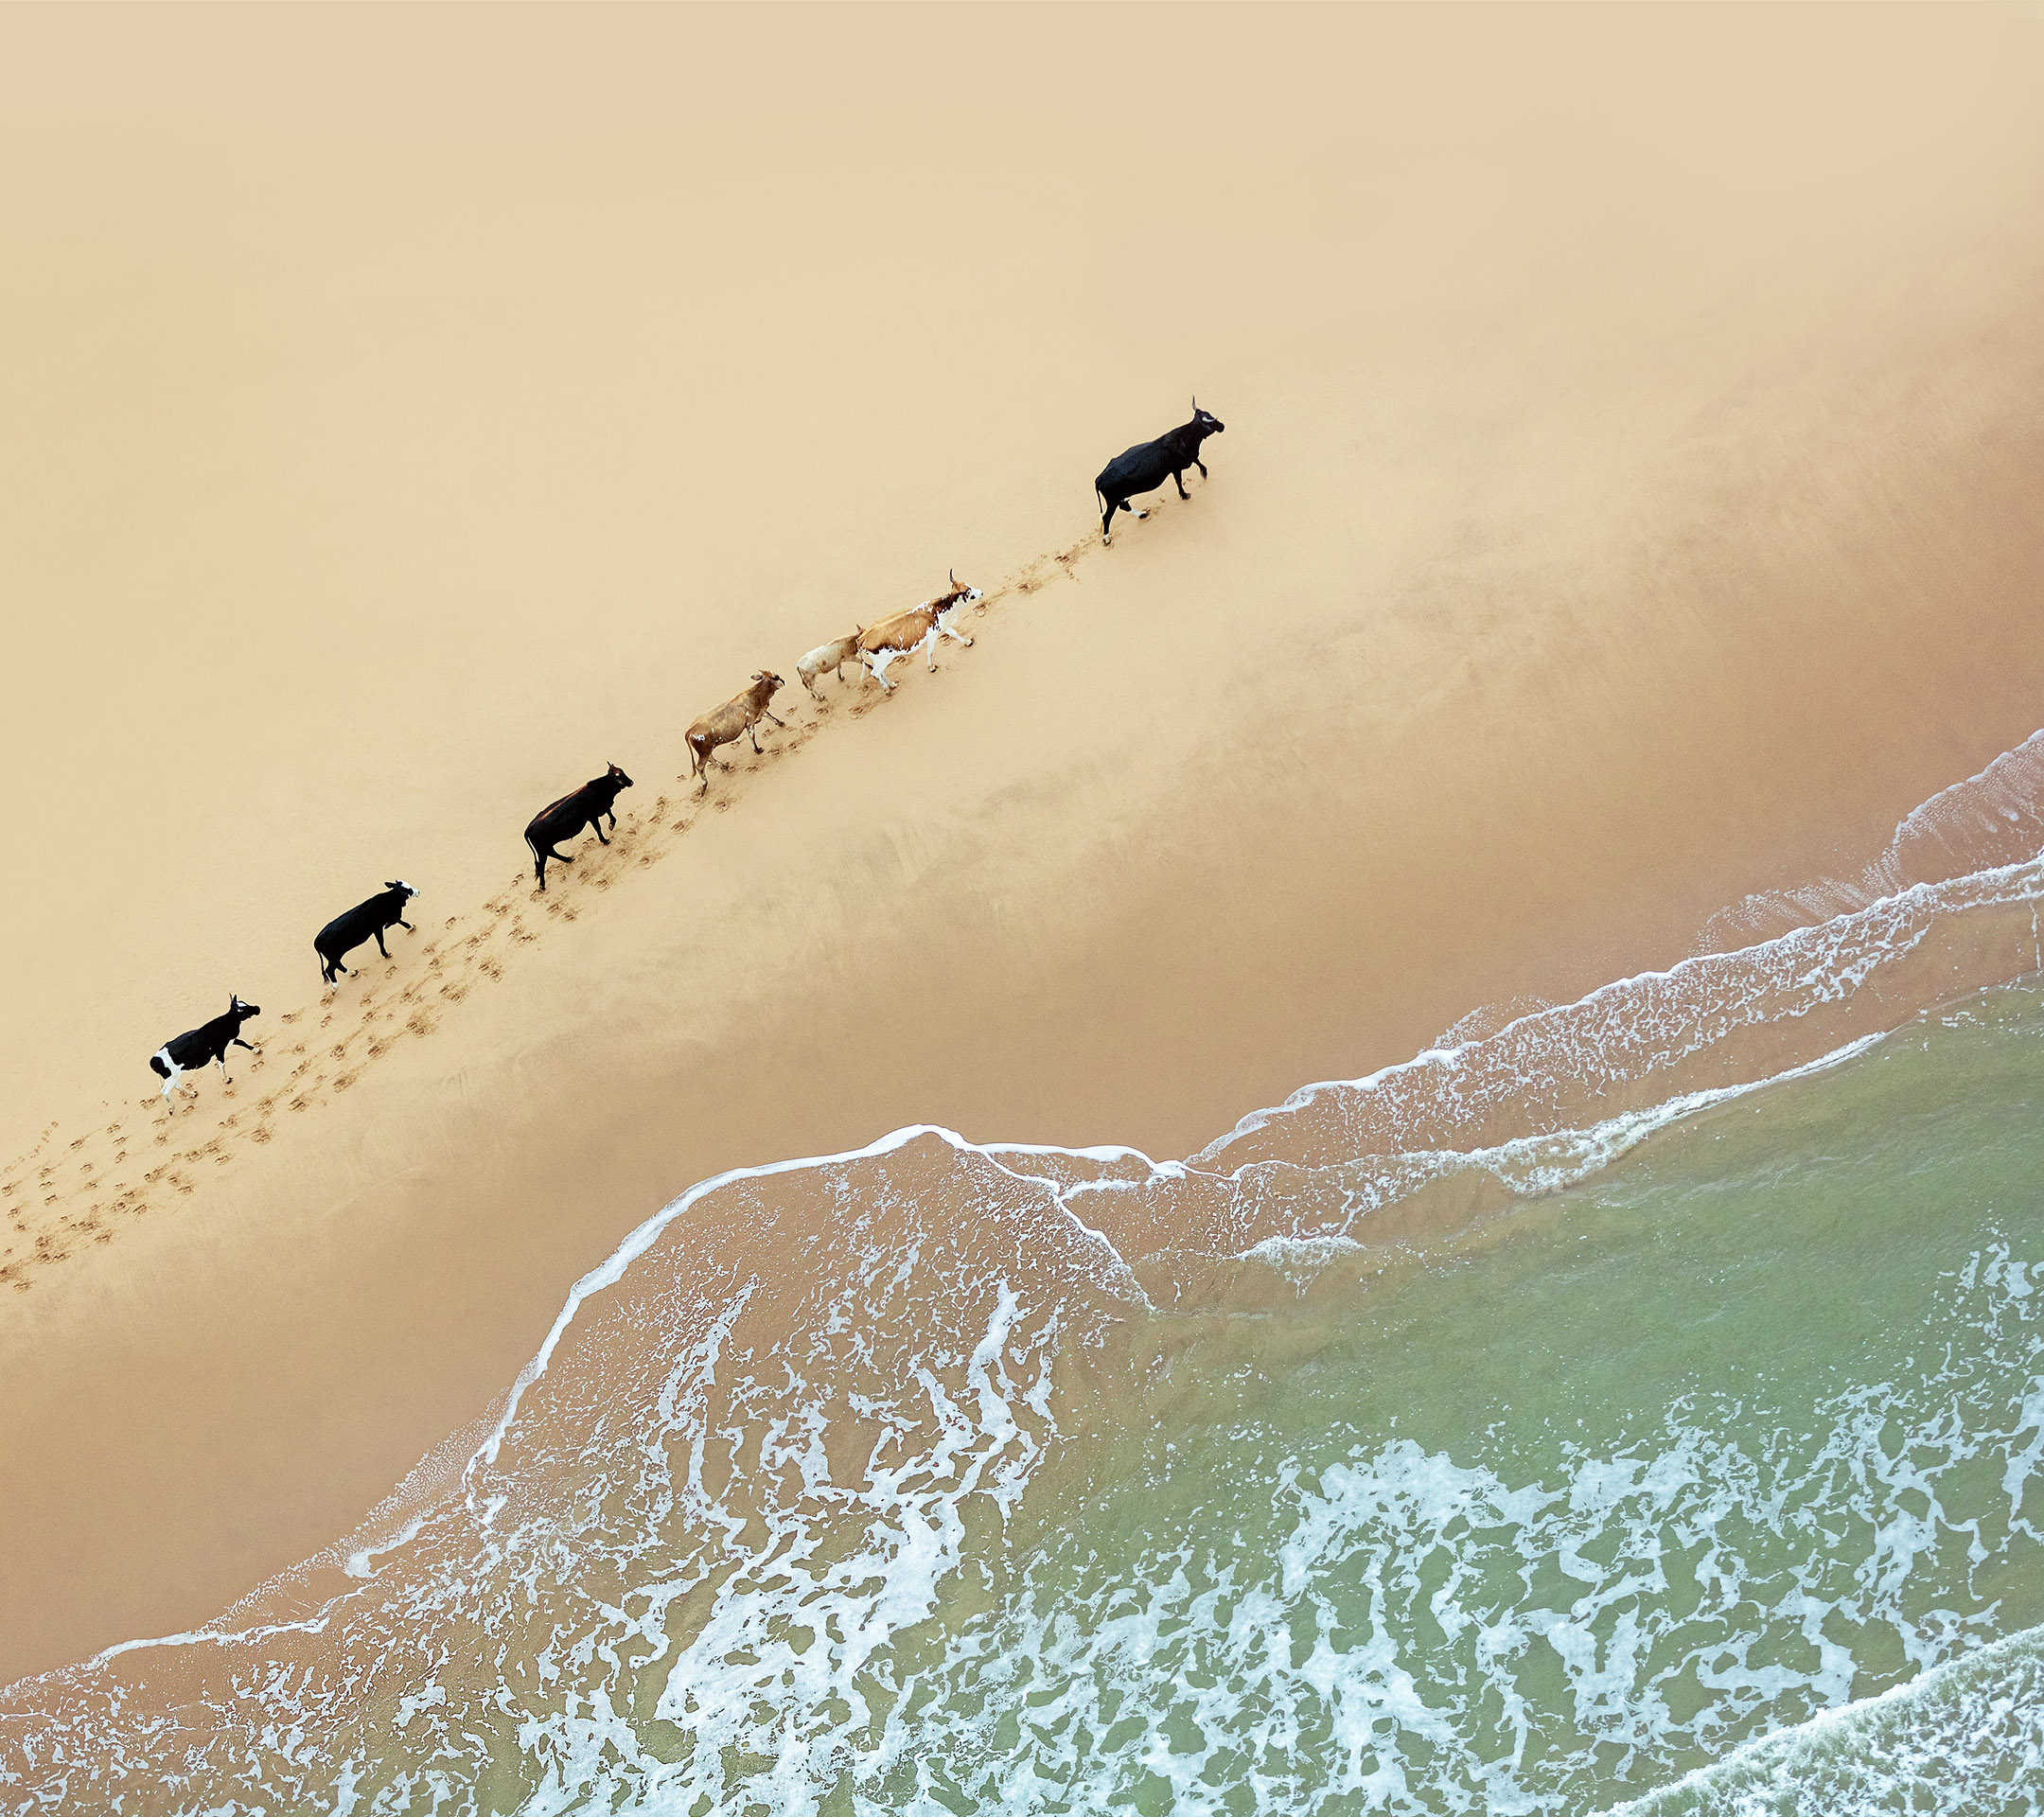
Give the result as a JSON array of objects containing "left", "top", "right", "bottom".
[{"left": 4, "top": 5, "right": 2044, "bottom": 1685}]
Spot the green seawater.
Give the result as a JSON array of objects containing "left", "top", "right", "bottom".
[
  {"left": 10, "top": 984, "right": 2042, "bottom": 1815},
  {"left": 877, "top": 985, "right": 2044, "bottom": 1814}
]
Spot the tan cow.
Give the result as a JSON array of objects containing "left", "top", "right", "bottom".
[
  {"left": 687, "top": 671, "right": 785, "bottom": 792},
  {"left": 795, "top": 627, "right": 866, "bottom": 698},
  {"left": 856, "top": 572, "right": 983, "bottom": 692}
]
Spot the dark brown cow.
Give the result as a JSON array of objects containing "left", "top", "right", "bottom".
[
  {"left": 1095, "top": 398, "right": 1225, "bottom": 543},
  {"left": 524, "top": 763, "right": 634, "bottom": 890}
]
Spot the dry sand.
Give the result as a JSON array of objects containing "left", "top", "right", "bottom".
[{"left": 4, "top": 4, "right": 2044, "bottom": 1685}]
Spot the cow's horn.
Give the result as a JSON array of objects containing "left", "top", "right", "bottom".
[{"left": 949, "top": 568, "right": 958, "bottom": 587}]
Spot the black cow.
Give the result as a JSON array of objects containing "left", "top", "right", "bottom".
[
  {"left": 1094, "top": 397, "right": 1227, "bottom": 544},
  {"left": 525, "top": 763, "right": 634, "bottom": 891},
  {"left": 316, "top": 881, "right": 419, "bottom": 986},
  {"left": 149, "top": 995, "right": 262, "bottom": 1102}
]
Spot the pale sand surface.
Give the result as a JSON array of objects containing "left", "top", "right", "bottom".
[{"left": 4, "top": 5, "right": 2044, "bottom": 1684}]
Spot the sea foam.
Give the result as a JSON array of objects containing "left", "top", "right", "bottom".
[{"left": 3, "top": 733, "right": 2043, "bottom": 1813}]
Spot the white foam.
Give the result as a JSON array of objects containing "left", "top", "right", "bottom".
[
  {"left": 9, "top": 738, "right": 2044, "bottom": 1813},
  {"left": 1605, "top": 1621, "right": 2044, "bottom": 1816},
  {"left": 1199, "top": 845, "right": 2044, "bottom": 1173},
  {"left": 1695, "top": 726, "right": 2044, "bottom": 952},
  {"left": 844, "top": 1235, "right": 2044, "bottom": 1816}
]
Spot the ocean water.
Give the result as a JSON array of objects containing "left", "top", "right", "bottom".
[{"left": 3, "top": 745, "right": 2043, "bottom": 1814}]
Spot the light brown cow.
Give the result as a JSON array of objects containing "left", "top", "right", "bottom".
[
  {"left": 687, "top": 671, "right": 785, "bottom": 792},
  {"left": 796, "top": 628, "right": 866, "bottom": 698},
  {"left": 855, "top": 572, "right": 983, "bottom": 693}
]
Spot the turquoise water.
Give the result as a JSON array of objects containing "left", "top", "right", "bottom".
[
  {"left": 823, "top": 987, "right": 2044, "bottom": 1815},
  {"left": 3, "top": 967, "right": 2040, "bottom": 1813}
]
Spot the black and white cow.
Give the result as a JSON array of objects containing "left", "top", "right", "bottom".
[
  {"left": 149, "top": 995, "right": 262, "bottom": 1101},
  {"left": 525, "top": 763, "right": 634, "bottom": 890},
  {"left": 316, "top": 881, "right": 419, "bottom": 986},
  {"left": 1094, "top": 398, "right": 1226, "bottom": 543}
]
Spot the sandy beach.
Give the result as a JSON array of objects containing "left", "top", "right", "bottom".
[{"left": 4, "top": 3, "right": 2044, "bottom": 1693}]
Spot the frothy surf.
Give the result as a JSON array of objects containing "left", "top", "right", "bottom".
[
  {"left": 3, "top": 733, "right": 2042, "bottom": 1813},
  {"left": 1606, "top": 1621, "right": 2044, "bottom": 1816}
]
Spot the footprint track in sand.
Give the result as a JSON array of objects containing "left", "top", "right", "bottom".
[{"left": 0, "top": 534, "right": 1096, "bottom": 1289}]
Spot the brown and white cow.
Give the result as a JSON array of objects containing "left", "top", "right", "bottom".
[
  {"left": 856, "top": 572, "right": 983, "bottom": 692},
  {"left": 687, "top": 672, "right": 785, "bottom": 791}
]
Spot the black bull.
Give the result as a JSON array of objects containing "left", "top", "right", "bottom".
[
  {"left": 1094, "top": 401, "right": 1226, "bottom": 543},
  {"left": 524, "top": 763, "right": 634, "bottom": 891},
  {"left": 315, "top": 882, "right": 417, "bottom": 985}
]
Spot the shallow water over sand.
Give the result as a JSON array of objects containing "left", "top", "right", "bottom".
[{"left": 4, "top": 732, "right": 2043, "bottom": 1811}]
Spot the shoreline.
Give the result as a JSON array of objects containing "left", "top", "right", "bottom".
[
  {"left": 9, "top": 858, "right": 2041, "bottom": 1710},
  {"left": 6, "top": 690, "right": 2043, "bottom": 1690},
  {"left": 7, "top": 0, "right": 2044, "bottom": 1694},
  {"left": 7, "top": 389, "right": 2043, "bottom": 1688}
]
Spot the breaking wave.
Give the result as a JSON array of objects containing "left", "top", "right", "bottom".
[
  {"left": 1693, "top": 727, "right": 2044, "bottom": 953},
  {"left": 1608, "top": 1623, "right": 2044, "bottom": 1817},
  {"left": 2, "top": 731, "right": 2042, "bottom": 1812}
]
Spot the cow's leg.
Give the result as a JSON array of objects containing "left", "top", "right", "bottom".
[
  {"left": 157, "top": 1061, "right": 182, "bottom": 1103},
  {"left": 764, "top": 708, "right": 785, "bottom": 729},
  {"left": 867, "top": 651, "right": 897, "bottom": 692},
  {"left": 1172, "top": 468, "right": 1190, "bottom": 501},
  {"left": 1126, "top": 498, "right": 1148, "bottom": 521},
  {"left": 233, "top": 1036, "right": 261, "bottom": 1054},
  {"left": 375, "top": 930, "right": 392, "bottom": 958},
  {"left": 548, "top": 845, "right": 573, "bottom": 866},
  {"left": 940, "top": 618, "right": 973, "bottom": 647},
  {"left": 594, "top": 815, "right": 610, "bottom": 845},
  {"left": 923, "top": 625, "right": 942, "bottom": 671},
  {"left": 1101, "top": 496, "right": 1117, "bottom": 542},
  {"left": 216, "top": 1053, "right": 232, "bottom": 1085},
  {"left": 1194, "top": 456, "right": 1208, "bottom": 478},
  {"left": 606, "top": 810, "right": 618, "bottom": 831}
]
